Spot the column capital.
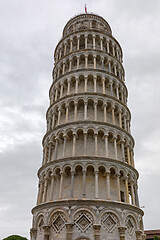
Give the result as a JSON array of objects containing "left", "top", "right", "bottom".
[
  {"left": 93, "top": 224, "right": 101, "bottom": 230},
  {"left": 60, "top": 171, "right": 64, "bottom": 176},
  {"left": 51, "top": 173, "right": 56, "bottom": 179},
  {"left": 103, "top": 102, "right": 107, "bottom": 108},
  {"left": 113, "top": 135, "right": 117, "bottom": 140},
  {"left": 105, "top": 171, "right": 110, "bottom": 176},
  {"left": 65, "top": 222, "right": 74, "bottom": 230},
  {"left": 109, "top": 79, "right": 113, "bottom": 85},
  {"left": 94, "top": 170, "right": 99, "bottom": 174},
  {"left": 70, "top": 170, "right": 75, "bottom": 176},
  {"left": 111, "top": 104, "right": 115, "bottom": 110},
  {"left": 118, "top": 226, "right": 126, "bottom": 236},
  {"left": 42, "top": 225, "right": 51, "bottom": 233},
  {"left": 136, "top": 230, "right": 142, "bottom": 238}
]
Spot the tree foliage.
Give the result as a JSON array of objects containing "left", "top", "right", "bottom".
[
  {"left": 3, "top": 235, "right": 28, "bottom": 240},
  {"left": 154, "top": 236, "right": 160, "bottom": 240}
]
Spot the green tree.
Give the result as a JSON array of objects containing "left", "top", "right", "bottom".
[
  {"left": 3, "top": 235, "right": 28, "bottom": 240},
  {"left": 154, "top": 236, "right": 160, "bottom": 240}
]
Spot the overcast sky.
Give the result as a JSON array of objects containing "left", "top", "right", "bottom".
[{"left": 1, "top": 0, "right": 160, "bottom": 239}]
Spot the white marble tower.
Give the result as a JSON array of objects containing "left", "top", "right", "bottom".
[{"left": 30, "top": 13, "right": 146, "bottom": 240}]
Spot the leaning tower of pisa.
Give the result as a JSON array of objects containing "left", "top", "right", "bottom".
[{"left": 30, "top": 13, "right": 146, "bottom": 240}]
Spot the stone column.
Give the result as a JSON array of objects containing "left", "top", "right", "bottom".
[
  {"left": 70, "top": 171, "right": 75, "bottom": 198},
  {"left": 120, "top": 88, "right": 124, "bottom": 103},
  {"left": 69, "top": 58, "right": 72, "bottom": 71},
  {"left": 107, "top": 39, "right": 110, "bottom": 54},
  {"left": 118, "top": 227, "right": 126, "bottom": 240},
  {"left": 103, "top": 103, "right": 107, "bottom": 123},
  {"left": 131, "top": 150, "right": 135, "bottom": 167},
  {"left": 113, "top": 44, "right": 115, "bottom": 56},
  {"left": 77, "top": 37, "right": 80, "bottom": 50},
  {"left": 52, "top": 112, "right": 55, "bottom": 129},
  {"left": 55, "top": 87, "right": 58, "bottom": 101},
  {"left": 64, "top": 42, "right": 67, "bottom": 55},
  {"left": 43, "top": 226, "right": 51, "bottom": 240},
  {"left": 100, "top": 37, "right": 103, "bottom": 51},
  {"left": 63, "top": 135, "right": 67, "bottom": 157},
  {"left": 57, "top": 67, "right": 60, "bottom": 78},
  {"left": 116, "top": 174, "right": 121, "bottom": 201},
  {"left": 85, "top": 54, "right": 88, "bottom": 69},
  {"left": 102, "top": 77, "right": 105, "bottom": 94},
  {"left": 72, "top": 133, "right": 76, "bottom": 156},
  {"left": 131, "top": 181, "right": 136, "bottom": 205},
  {"left": 42, "top": 178, "right": 48, "bottom": 203},
  {"left": 111, "top": 105, "right": 115, "bottom": 125},
  {"left": 94, "top": 101, "right": 98, "bottom": 121},
  {"left": 43, "top": 146, "right": 48, "bottom": 165},
  {"left": 48, "top": 116, "right": 52, "bottom": 131},
  {"left": 93, "top": 55, "right": 96, "bottom": 69},
  {"left": 54, "top": 138, "right": 58, "bottom": 160},
  {"left": 94, "top": 76, "right": 97, "bottom": 92},
  {"left": 50, "top": 174, "right": 55, "bottom": 201},
  {"left": 109, "top": 80, "right": 113, "bottom": 96},
  {"left": 66, "top": 223, "right": 74, "bottom": 240},
  {"left": 74, "top": 102, "right": 77, "bottom": 121},
  {"left": 108, "top": 60, "right": 111, "bottom": 73},
  {"left": 67, "top": 79, "right": 71, "bottom": 95},
  {"left": 135, "top": 184, "right": 140, "bottom": 207},
  {"left": 77, "top": 56, "right": 80, "bottom": 69},
  {"left": 125, "top": 177, "right": 129, "bottom": 203},
  {"left": 119, "top": 110, "right": 122, "bottom": 128},
  {"left": 104, "top": 134, "right": 109, "bottom": 158},
  {"left": 75, "top": 77, "right": 78, "bottom": 93},
  {"left": 113, "top": 137, "right": 118, "bottom": 159},
  {"left": 95, "top": 170, "right": 99, "bottom": 199},
  {"left": 62, "top": 61, "right": 65, "bottom": 74},
  {"left": 59, "top": 171, "right": 64, "bottom": 199},
  {"left": 127, "top": 146, "right": 131, "bottom": 165},
  {"left": 84, "top": 132, "right": 87, "bottom": 155},
  {"left": 48, "top": 142, "right": 52, "bottom": 162},
  {"left": 102, "top": 57, "right": 104, "bottom": 70},
  {"left": 136, "top": 230, "right": 142, "bottom": 240},
  {"left": 121, "top": 140, "right": 125, "bottom": 162},
  {"left": 84, "top": 75, "right": 87, "bottom": 92},
  {"left": 82, "top": 170, "right": 86, "bottom": 197},
  {"left": 93, "top": 224, "right": 101, "bottom": 240},
  {"left": 94, "top": 133, "right": 98, "bottom": 156},
  {"left": 114, "top": 63, "right": 117, "bottom": 76},
  {"left": 65, "top": 104, "right": 69, "bottom": 123},
  {"left": 127, "top": 119, "right": 130, "bottom": 133},
  {"left": 93, "top": 35, "right": 96, "bottom": 49},
  {"left": 84, "top": 101, "right": 87, "bottom": 120},
  {"left": 116, "top": 84, "right": 119, "bottom": 99},
  {"left": 106, "top": 172, "right": 111, "bottom": 200},
  {"left": 70, "top": 39, "right": 73, "bottom": 52},
  {"left": 60, "top": 83, "right": 64, "bottom": 98},
  {"left": 59, "top": 48, "right": 62, "bottom": 59},
  {"left": 85, "top": 34, "right": 88, "bottom": 49},
  {"left": 57, "top": 107, "right": 61, "bottom": 125},
  {"left": 37, "top": 181, "right": 43, "bottom": 205},
  {"left": 30, "top": 228, "right": 37, "bottom": 240},
  {"left": 123, "top": 114, "right": 127, "bottom": 130}
]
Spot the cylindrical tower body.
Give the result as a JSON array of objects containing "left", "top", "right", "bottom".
[{"left": 30, "top": 13, "right": 145, "bottom": 240}]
